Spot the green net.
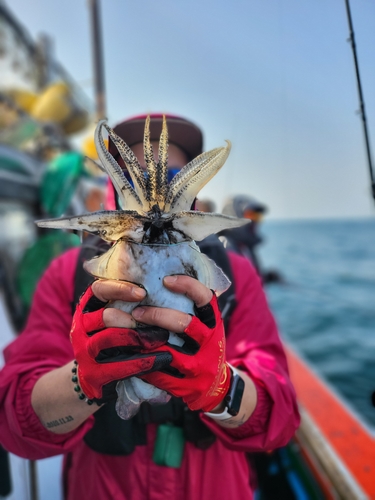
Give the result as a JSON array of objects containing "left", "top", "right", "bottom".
[
  {"left": 40, "top": 151, "right": 88, "bottom": 218},
  {"left": 16, "top": 231, "right": 80, "bottom": 310}
]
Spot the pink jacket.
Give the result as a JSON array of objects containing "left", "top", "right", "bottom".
[{"left": 0, "top": 248, "right": 299, "bottom": 500}]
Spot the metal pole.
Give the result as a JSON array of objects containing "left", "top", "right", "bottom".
[
  {"left": 88, "top": 0, "right": 106, "bottom": 120},
  {"left": 35, "top": 34, "right": 54, "bottom": 90},
  {"left": 344, "top": 0, "right": 375, "bottom": 202},
  {"left": 28, "top": 460, "right": 39, "bottom": 500}
]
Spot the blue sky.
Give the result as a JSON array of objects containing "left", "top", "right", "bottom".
[{"left": 4, "top": 0, "right": 375, "bottom": 219}]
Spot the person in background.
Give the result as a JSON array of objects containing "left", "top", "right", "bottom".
[
  {"left": 0, "top": 114, "right": 299, "bottom": 500},
  {"left": 219, "top": 195, "right": 266, "bottom": 276},
  {"left": 220, "top": 195, "right": 283, "bottom": 284}
]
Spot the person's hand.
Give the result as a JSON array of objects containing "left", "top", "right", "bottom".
[
  {"left": 132, "top": 276, "right": 231, "bottom": 412},
  {"left": 70, "top": 280, "right": 172, "bottom": 403}
]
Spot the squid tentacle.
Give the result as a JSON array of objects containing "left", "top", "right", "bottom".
[
  {"left": 157, "top": 115, "right": 169, "bottom": 203},
  {"left": 144, "top": 116, "right": 158, "bottom": 204},
  {"left": 103, "top": 123, "right": 148, "bottom": 207},
  {"left": 94, "top": 121, "right": 143, "bottom": 211}
]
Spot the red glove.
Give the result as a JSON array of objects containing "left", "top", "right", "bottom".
[
  {"left": 70, "top": 285, "right": 172, "bottom": 403},
  {"left": 139, "top": 295, "right": 231, "bottom": 412}
]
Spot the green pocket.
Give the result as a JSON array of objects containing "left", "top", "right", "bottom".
[{"left": 153, "top": 424, "right": 185, "bottom": 468}]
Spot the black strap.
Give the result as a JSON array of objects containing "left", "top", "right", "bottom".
[
  {"left": 197, "top": 235, "right": 236, "bottom": 331},
  {"left": 84, "top": 400, "right": 147, "bottom": 455}
]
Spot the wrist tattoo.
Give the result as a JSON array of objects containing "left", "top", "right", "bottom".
[{"left": 45, "top": 415, "right": 74, "bottom": 429}]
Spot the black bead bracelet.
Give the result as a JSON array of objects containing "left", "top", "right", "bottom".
[{"left": 72, "top": 360, "right": 94, "bottom": 406}]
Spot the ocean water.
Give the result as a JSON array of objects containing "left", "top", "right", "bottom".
[{"left": 259, "top": 218, "right": 375, "bottom": 429}]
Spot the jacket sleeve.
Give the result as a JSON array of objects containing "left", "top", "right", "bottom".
[
  {"left": 202, "top": 252, "right": 300, "bottom": 452},
  {"left": 0, "top": 248, "right": 94, "bottom": 460}
]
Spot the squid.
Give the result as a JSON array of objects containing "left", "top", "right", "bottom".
[{"left": 37, "top": 116, "right": 248, "bottom": 419}]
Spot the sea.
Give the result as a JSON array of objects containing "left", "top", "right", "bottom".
[{"left": 259, "top": 217, "right": 375, "bottom": 429}]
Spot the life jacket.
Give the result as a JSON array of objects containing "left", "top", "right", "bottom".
[{"left": 73, "top": 235, "right": 236, "bottom": 455}]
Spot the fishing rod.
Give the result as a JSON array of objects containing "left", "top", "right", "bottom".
[
  {"left": 344, "top": 0, "right": 375, "bottom": 204},
  {"left": 88, "top": 0, "right": 107, "bottom": 120}
]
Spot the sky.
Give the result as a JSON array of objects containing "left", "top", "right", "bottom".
[{"left": 2, "top": 0, "right": 375, "bottom": 220}]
